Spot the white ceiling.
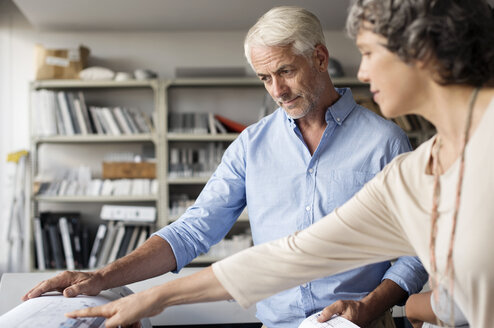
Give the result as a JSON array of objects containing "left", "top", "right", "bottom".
[{"left": 13, "top": 0, "right": 352, "bottom": 32}]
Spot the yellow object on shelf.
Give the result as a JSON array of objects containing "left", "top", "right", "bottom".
[{"left": 7, "top": 150, "right": 28, "bottom": 163}]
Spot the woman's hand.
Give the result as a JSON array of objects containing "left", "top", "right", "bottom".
[
  {"left": 65, "top": 266, "right": 231, "bottom": 328},
  {"left": 405, "top": 291, "right": 436, "bottom": 328},
  {"left": 66, "top": 287, "right": 165, "bottom": 328}
]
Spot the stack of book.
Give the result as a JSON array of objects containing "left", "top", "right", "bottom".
[
  {"left": 169, "top": 194, "right": 196, "bottom": 220},
  {"left": 36, "top": 178, "right": 158, "bottom": 197},
  {"left": 32, "top": 90, "right": 154, "bottom": 136},
  {"left": 88, "top": 205, "right": 155, "bottom": 269},
  {"left": 34, "top": 165, "right": 158, "bottom": 197},
  {"left": 169, "top": 194, "right": 249, "bottom": 222},
  {"left": 33, "top": 207, "right": 156, "bottom": 271},
  {"left": 168, "top": 143, "right": 226, "bottom": 178},
  {"left": 88, "top": 106, "right": 154, "bottom": 135},
  {"left": 33, "top": 212, "right": 89, "bottom": 270},
  {"left": 168, "top": 112, "right": 246, "bottom": 134},
  {"left": 88, "top": 222, "right": 150, "bottom": 269},
  {"left": 205, "top": 233, "right": 252, "bottom": 259}
]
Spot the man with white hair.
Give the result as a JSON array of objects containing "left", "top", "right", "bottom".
[{"left": 24, "top": 6, "right": 427, "bottom": 328}]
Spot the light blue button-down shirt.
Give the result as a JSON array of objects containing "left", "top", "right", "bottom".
[{"left": 155, "top": 88, "right": 428, "bottom": 327}]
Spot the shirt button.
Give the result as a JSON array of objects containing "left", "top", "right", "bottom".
[
  {"left": 305, "top": 206, "right": 311, "bottom": 212},
  {"left": 302, "top": 283, "right": 308, "bottom": 288},
  {"left": 308, "top": 168, "right": 314, "bottom": 174},
  {"left": 336, "top": 117, "right": 341, "bottom": 122}
]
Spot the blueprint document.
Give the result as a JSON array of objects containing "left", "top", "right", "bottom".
[
  {"left": 0, "top": 287, "right": 151, "bottom": 328},
  {"left": 0, "top": 294, "right": 108, "bottom": 327}
]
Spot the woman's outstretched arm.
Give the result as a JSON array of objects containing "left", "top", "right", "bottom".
[{"left": 66, "top": 266, "right": 230, "bottom": 328}]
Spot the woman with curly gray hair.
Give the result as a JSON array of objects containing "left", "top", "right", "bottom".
[
  {"left": 347, "top": 1, "right": 494, "bottom": 326},
  {"left": 54, "top": 1, "right": 494, "bottom": 327}
]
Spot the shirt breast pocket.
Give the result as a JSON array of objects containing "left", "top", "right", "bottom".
[{"left": 328, "top": 170, "right": 375, "bottom": 209}]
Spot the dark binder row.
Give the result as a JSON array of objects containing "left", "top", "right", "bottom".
[
  {"left": 33, "top": 212, "right": 150, "bottom": 270},
  {"left": 34, "top": 212, "right": 88, "bottom": 270}
]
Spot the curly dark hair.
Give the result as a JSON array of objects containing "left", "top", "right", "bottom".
[{"left": 346, "top": 0, "right": 494, "bottom": 86}]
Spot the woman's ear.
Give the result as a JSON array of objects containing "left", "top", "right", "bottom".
[{"left": 313, "top": 44, "right": 329, "bottom": 72}]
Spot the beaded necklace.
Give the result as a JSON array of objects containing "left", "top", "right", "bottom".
[{"left": 429, "top": 87, "right": 480, "bottom": 326}]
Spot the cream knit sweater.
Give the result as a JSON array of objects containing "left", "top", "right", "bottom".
[{"left": 213, "top": 98, "right": 494, "bottom": 327}]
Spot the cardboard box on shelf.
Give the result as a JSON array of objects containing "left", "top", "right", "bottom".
[
  {"left": 35, "top": 44, "right": 90, "bottom": 80},
  {"left": 102, "top": 162, "right": 156, "bottom": 179}
]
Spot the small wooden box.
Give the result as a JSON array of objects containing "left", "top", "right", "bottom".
[{"left": 102, "top": 162, "right": 156, "bottom": 179}]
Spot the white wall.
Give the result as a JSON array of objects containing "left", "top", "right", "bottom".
[
  {"left": 33, "top": 28, "right": 360, "bottom": 79},
  {"left": 0, "top": 0, "right": 362, "bottom": 273},
  {"left": 0, "top": 0, "right": 36, "bottom": 274},
  {"left": 0, "top": 3, "right": 11, "bottom": 275}
]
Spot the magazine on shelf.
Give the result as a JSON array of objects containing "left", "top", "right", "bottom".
[{"left": 88, "top": 223, "right": 107, "bottom": 269}]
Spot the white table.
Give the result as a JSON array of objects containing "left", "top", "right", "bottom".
[{"left": 0, "top": 268, "right": 259, "bottom": 326}]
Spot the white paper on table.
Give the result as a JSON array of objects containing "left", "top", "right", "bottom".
[{"left": 299, "top": 311, "right": 360, "bottom": 328}]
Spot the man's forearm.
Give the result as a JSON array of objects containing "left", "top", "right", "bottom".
[
  {"left": 97, "top": 235, "right": 177, "bottom": 289},
  {"left": 360, "top": 279, "right": 408, "bottom": 321}
]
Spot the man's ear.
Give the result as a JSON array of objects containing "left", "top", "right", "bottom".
[{"left": 313, "top": 44, "right": 329, "bottom": 72}]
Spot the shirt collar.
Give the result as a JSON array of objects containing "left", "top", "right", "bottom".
[
  {"left": 325, "top": 88, "right": 356, "bottom": 126},
  {"left": 284, "top": 87, "right": 357, "bottom": 128}
]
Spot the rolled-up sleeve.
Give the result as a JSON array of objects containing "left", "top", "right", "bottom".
[{"left": 382, "top": 256, "right": 428, "bottom": 302}]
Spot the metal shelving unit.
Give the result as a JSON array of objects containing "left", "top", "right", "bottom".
[{"left": 29, "top": 79, "right": 164, "bottom": 271}]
